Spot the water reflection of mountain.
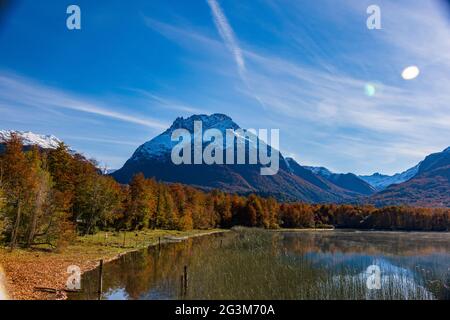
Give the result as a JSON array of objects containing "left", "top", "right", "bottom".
[
  {"left": 69, "top": 230, "right": 450, "bottom": 300},
  {"left": 280, "top": 231, "right": 450, "bottom": 300},
  {"left": 280, "top": 230, "right": 450, "bottom": 256}
]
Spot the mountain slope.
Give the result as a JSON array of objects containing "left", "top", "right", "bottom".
[
  {"left": 370, "top": 148, "right": 450, "bottom": 207},
  {"left": 359, "top": 165, "right": 420, "bottom": 191},
  {"left": 417, "top": 147, "right": 450, "bottom": 174},
  {"left": 302, "top": 163, "right": 375, "bottom": 195},
  {"left": 112, "top": 114, "right": 356, "bottom": 203}
]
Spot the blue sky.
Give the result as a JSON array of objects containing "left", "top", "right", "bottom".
[{"left": 1, "top": 0, "right": 450, "bottom": 174}]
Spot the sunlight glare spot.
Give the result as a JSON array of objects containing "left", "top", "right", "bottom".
[{"left": 401, "top": 66, "right": 420, "bottom": 80}]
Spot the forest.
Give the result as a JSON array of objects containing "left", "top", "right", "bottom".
[{"left": 0, "top": 134, "right": 449, "bottom": 249}]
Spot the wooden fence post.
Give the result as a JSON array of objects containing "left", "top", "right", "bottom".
[
  {"left": 98, "top": 259, "right": 103, "bottom": 300},
  {"left": 183, "top": 265, "right": 188, "bottom": 297}
]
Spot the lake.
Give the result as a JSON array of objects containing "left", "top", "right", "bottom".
[{"left": 69, "top": 229, "right": 450, "bottom": 300}]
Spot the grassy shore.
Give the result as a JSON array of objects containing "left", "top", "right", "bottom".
[{"left": 0, "top": 229, "right": 223, "bottom": 300}]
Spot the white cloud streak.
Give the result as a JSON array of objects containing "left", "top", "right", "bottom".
[
  {"left": 143, "top": 0, "right": 450, "bottom": 174},
  {"left": 0, "top": 73, "right": 168, "bottom": 130},
  {"left": 127, "top": 88, "right": 205, "bottom": 114},
  {"left": 205, "top": 0, "right": 266, "bottom": 108},
  {"left": 65, "top": 135, "right": 141, "bottom": 146},
  {"left": 206, "top": 0, "right": 245, "bottom": 76}
]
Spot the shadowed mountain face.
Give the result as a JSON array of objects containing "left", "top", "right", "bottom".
[
  {"left": 112, "top": 114, "right": 365, "bottom": 203},
  {"left": 370, "top": 148, "right": 450, "bottom": 207},
  {"left": 417, "top": 148, "right": 450, "bottom": 174},
  {"left": 300, "top": 162, "right": 375, "bottom": 196}
]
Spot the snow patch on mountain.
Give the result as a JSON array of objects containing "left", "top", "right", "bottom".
[
  {"left": 359, "top": 164, "right": 420, "bottom": 191},
  {"left": 0, "top": 130, "right": 62, "bottom": 149},
  {"left": 169, "top": 114, "right": 239, "bottom": 133},
  {"left": 131, "top": 113, "right": 262, "bottom": 161},
  {"left": 303, "top": 166, "right": 334, "bottom": 178}
]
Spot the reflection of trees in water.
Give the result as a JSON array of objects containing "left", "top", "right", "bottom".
[
  {"left": 76, "top": 236, "right": 216, "bottom": 300},
  {"left": 72, "top": 230, "right": 450, "bottom": 300},
  {"left": 281, "top": 232, "right": 450, "bottom": 300},
  {"left": 281, "top": 231, "right": 450, "bottom": 256}
]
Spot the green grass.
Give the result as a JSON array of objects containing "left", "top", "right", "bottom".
[{"left": 76, "top": 229, "right": 221, "bottom": 250}]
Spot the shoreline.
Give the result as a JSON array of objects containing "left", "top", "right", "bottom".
[
  {"left": 269, "top": 227, "right": 449, "bottom": 233},
  {"left": 79, "top": 229, "right": 228, "bottom": 277},
  {"left": 1, "top": 227, "right": 447, "bottom": 300},
  {"left": 0, "top": 229, "right": 227, "bottom": 300}
]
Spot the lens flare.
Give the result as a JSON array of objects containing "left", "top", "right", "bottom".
[
  {"left": 365, "top": 83, "right": 376, "bottom": 97},
  {"left": 401, "top": 66, "right": 420, "bottom": 80}
]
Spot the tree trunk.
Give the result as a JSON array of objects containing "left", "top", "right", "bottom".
[
  {"left": 27, "top": 184, "right": 46, "bottom": 247},
  {"left": 85, "top": 213, "right": 94, "bottom": 235},
  {"left": 10, "top": 200, "right": 22, "bottom": 250},
  {"left": 26, "top": 207, "right": 39, "bottom": 247}
]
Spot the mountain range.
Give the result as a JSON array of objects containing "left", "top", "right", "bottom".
[
  {"left": 369, "top": 147, "right": 450, "bottom": 207},
  {"left": 111, "top": 114, "right": 450, "bottom": 207},
  {"left": 112, "top": 114, "right": 361, "bottom": 202},
  {"left": 2, "top": 115, "right": 449, "bottom": 207},
  {"left": 0, "top": 130, "right": 62, "bottom": 152},
  {"left": 302, "top": 165, "right": 376, "bottom": 195},
  {"left": 359, "top": 165, "right": 420, "bottom": 191}
]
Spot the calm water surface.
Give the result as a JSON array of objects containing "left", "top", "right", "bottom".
[{"left": 69, "top": 229, "right": 450, "bottom": 300}]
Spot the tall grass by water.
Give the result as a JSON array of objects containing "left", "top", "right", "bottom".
[{"left": 71, "top": 228, "right": 450, "bottom": 300}]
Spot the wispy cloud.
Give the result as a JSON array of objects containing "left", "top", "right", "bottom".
[
  {"left": 0, "top": 72, "right": 168, "bottom": 130},
  {"left": 206, "top": 0, "right": 245, "bottom": 76},
  {"left": 64, "top": 135, "right": 141, "bottom": 146},
  {"left": 142, "top": 0, "right": 450, "bottom": 174},
  {"left": 127, "top": 88, "right": 205, "bottom": 114},
  {"left": 205, "top": 0, "right": 266, "bottom": 107}
]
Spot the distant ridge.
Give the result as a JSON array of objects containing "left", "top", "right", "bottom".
[
  {"left": 301, "top": 162, "right": 375, "bottom": 196},
  {"left": 369, "top": 147, "right": 450, "bottom": 207},
  {"left": 359, "top": 165, "right": 420, "bottom": 191},
  {"left": 0, "top": 130, "right": 62, "bottom": 149}
]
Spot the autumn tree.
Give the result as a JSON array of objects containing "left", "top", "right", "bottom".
[
  {"left": 24, "top": 146, "right": 53, "bottom": 247},
  {"left": 124, "top": 173, "right": 156, "bottom": 230},
  {"left": 155, "top": 184, "right": 179, "bottom": 229},
  {"left": 71, "top": 157, "right": 122, "bottom": 234},
  {"left": 0, "top": 134, "right": 36, "bottom": 249}
]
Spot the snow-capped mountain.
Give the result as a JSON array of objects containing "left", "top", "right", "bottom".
[
  {"left": 359, "top": 164, "right": 420, "bottom": 191},
  {"left": 370, "top": 147, "right": 450, "bottom": 207},
  {"left": 360, "top": 147, "right": 450, "bottom": 191},
  {"left": 0, "top": 130, "right": 62, "bottom": 149},
  {"left": 131, "top": 114, "right": 240, "bottom": 161},
  {"left": 112, "top": 114, "right": 362, "bottom": 203}
]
